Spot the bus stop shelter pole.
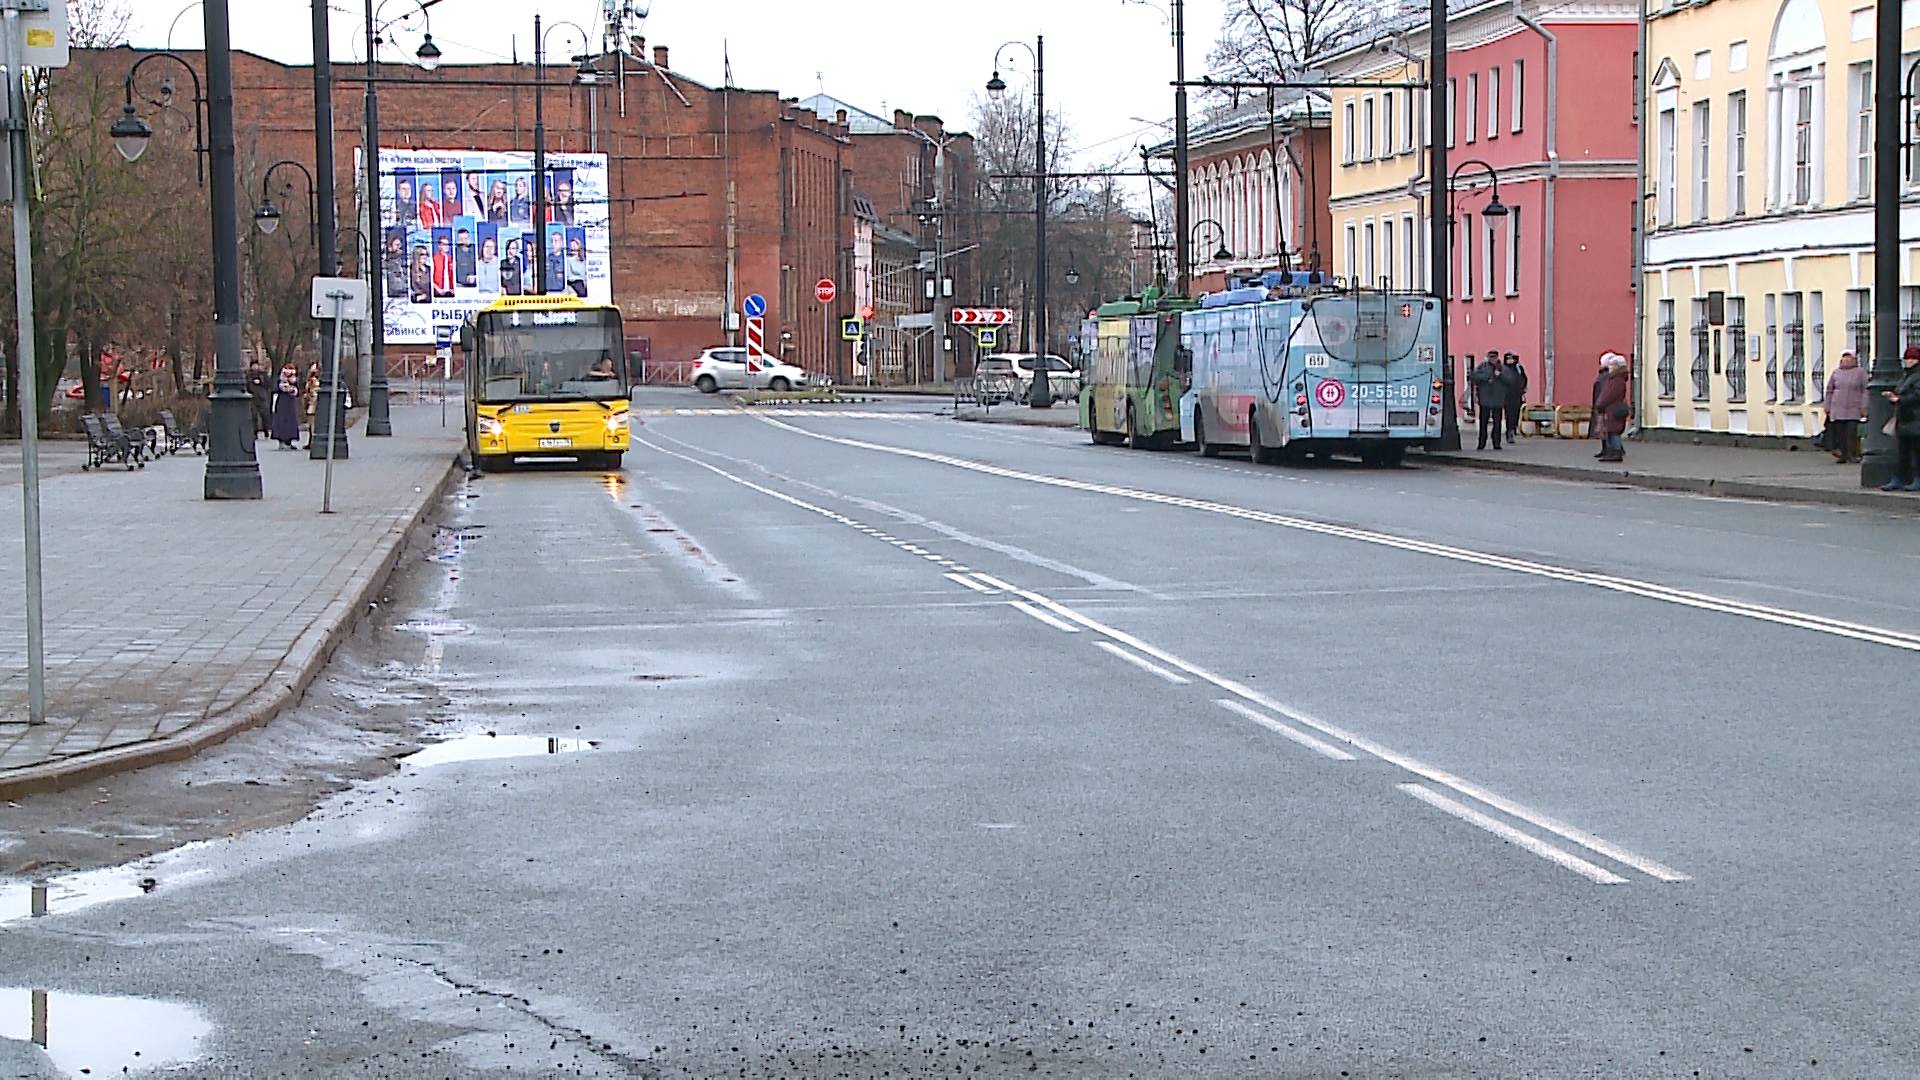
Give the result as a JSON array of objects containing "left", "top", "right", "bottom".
[{"left": 6, "top": 3, "right": 46, "bottom": 724}]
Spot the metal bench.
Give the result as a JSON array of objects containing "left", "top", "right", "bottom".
[
  {"left": 100, "top": 414, "right": 152, "bottom": 467},
  {"left": 80, "top": 414, "right": 144, "bottom": 470},
  {"left": 157, "top": 409, "right": 207, "bottom": 455}
]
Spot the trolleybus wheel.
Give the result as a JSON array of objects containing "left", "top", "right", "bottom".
[
  {"left": 1125, "top": 405, "right": 1145, "bottom": 450},
  {"left": 1248, "top": 412, "right": 1274, "bottom": 465},
  {"left": 1195, "top": 413, "right": 1220, "bottom": 458}
]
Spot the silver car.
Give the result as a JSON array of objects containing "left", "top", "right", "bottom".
[{"left": 690, "top": 348, "right": 812, "bottom": 393}]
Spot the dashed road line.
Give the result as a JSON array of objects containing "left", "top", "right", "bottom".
[
  {"left": 1215, "top": 699, "right": 1354, "bottom": 761},
  {"left": 1009, "top": 600, "right": 1080, "bottom": 633},
  {"left": 1093, "top": 641, "right": 1191, "bottom": 684},
  {"left": 1398, "top": 783, "right": 1630, "bottom": 885}
]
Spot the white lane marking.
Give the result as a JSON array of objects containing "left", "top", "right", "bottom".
[
  {"left": 1093, "top": 640, "right": 1191, "bottom": 684},
  {"left": 753, "top": 416, "right": 1920, "bottom": 654},
  {"left": 1009, "top": 600, "right": 1081, "bottom": 633},
  {"left": 639, "top": 431, "right": 1681, "bottom": 883},
  {"left": 426, "top": 637, "right": 445, "bottom": 674},
  {"left": 1398, "top": 783, "right": 1629, "bottom": 885},
  {"left": 945, "top": 572, "right": 996, "bottom": 594},
  {"left": 1215, "top": 699, "right": 1354, "bottom": 760},
  {"left": 966, "top": 573, "right": 1687, "bottom": 882}
]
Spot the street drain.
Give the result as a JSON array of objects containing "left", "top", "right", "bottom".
[
  {"left": 0, "top": 987, "right": 210, "bottom": 1078},
  {"left": 399, "top": 734, "right": 598, "bottom": 769}
]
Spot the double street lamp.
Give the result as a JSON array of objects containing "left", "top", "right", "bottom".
[
  {"left": 987, "top": 36, "right": 1052, "bottom": 409},
  {"left": 109, "top": 15, "right": 262, "bottom": 499},
  {"left": 531, "top": 16, "right": 599, "bottom": 296},
  {"left": 363, "top": 0, "right": 445, "bottom": 438}
]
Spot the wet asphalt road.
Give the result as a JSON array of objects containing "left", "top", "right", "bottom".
[{"left": 5, "top": 387, "right": 1920, "bottom": 1078}]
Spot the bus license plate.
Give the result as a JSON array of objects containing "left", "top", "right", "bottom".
[{"left": 539, "top": 437, "right": 571, "bottom": 448}]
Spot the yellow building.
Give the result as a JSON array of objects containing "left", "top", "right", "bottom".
[{"left": 1641, "top": 0, "right": 1920, "bottom": 437}]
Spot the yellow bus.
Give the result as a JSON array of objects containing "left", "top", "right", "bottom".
[{"left": 459, "top": 295, "right": 631, "bottom": 471}]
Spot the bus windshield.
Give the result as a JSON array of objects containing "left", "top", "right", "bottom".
[{"left": 473, "top": 308, "right": 625, "bottom": 403}]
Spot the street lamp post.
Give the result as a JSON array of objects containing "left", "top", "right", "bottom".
[
  {"left": 110, "top": 27, "right": 260, "bottom": 499},
  {"left": 532, "top": 17, "right": 598, "bottom": 297},
  {"left": 1190, "top": 217, "right": 1233, "bottom": 268},
  {"left": 988, "top": 36, "right": 1052, "bottom": 408},
  {"left": 254, "top": 159, "right": 316, "bottom": 242},
  {"left": 1866, "top": 49, "right": 1914, "bottom": 486},
  {"left": 306, "top": 0, "right": 349, "bottom": 458},
  {"left": 362, "top": 0, "right": 443, "bottom": 438}
]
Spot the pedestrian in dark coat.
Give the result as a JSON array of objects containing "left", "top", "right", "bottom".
[
  {"left": 1501, "top": 352, "right": 1529, "bottom": 440},
  {"left": 1879, "top": 346, "right": 1920, "bottom": 491},
  {"left": 1468, "top": 351, "right": 1508, "bottom": 449},
  {"left": 269, "top": 362, "right": 302, "bottom": 450},
  {"left": 1595, "top": 356, "right": 1631, "bottom": 462},
  {"left": 1591, "top": 353, "right": 1617, "bottom": 454},
  {"left": 245, "top": 360, "right": 271, "bottom": 437},
  {"left": 1823, "top": 351, "right": 1869, "bottom": 463}
]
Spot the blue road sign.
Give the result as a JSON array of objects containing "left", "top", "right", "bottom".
[
  {"left": 743, "top": 293, "right": 767, "bottom": 318},
  {"left": 977, "top": 327, "right": 998, "bottom": 349}
]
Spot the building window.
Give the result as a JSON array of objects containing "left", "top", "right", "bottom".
[
  {"left": 1729, "top": 91, "right": 1748, "bottom": 215},
  {"left": 1403, "top": 213, "right": 1418, "bottom": 288},
  {"left": 1690, "top": 299, "right": 1712, "bottom": 401},
  {"left": 1727, "top": 297, "right": 1747, "bottom": 403},
  {"left": 1363, "top": 220, "right": 1376, "bottom": 284},
  {"left": 1343, "top": 100, "right": 1356, "bottom": 164},
  {"left": 1846, "top": 288, "right": 1873, "bottom": 371},
  {"left": 1459, "top": 212, "right": 1473, "bottom": 300},
  {"left": 1505, "top": 206, "right": 1521, "bottom": 296},
  {"left": 1487, "top": 66, "right": 1500, "bottom": 140},
  {"left": 1906, "top": 57, "right": 1920, "bottom": 186},
  {"left": 1692, "top": 100, "right": 1711, "bottom": 222},
  {"left": 1793, "top": 80, "right": 1816, "bottom": 206},
  {"left": 1404, "top": 89, "right": 1417, "bottom": 152},
  {"left": 1782, "top": 291, "right": 1805, "bottom": 403},
  {"left": 1383, "top": 92, "right": 1396, "bottom": 156},
  {"left": 1657, "top": 300, "right": 1676, "bottom": 399},
  {"left": 1482, "top": 213, "right": 1497, "bottom": 299},
  {"left": 1345, "top": 223, "right": 1357, "bottom": 281},
  {"left": 1446, "top": 79, "right": 1456, "bottom": 148},
  {"left": 1466, "top": 74, "right": 1478, "bottom": 144},
  {"left": 1810, "top": 291, "right": 1826, "bottom": 402},
  {"left": 1657, "top": 106, "right": 1677, "bottom": 226},
  {"left": 1512, "top": 60, "right": 1525, "bottom": 133},
  {"left": 1363, "top": 96, "right": 1377, "bottom": 159},
  {"left": 1383, "top": 217, "right": 1396, "bottom": 289},
  {"left": 1763, "top": 293, "right": 1778, "bottom": 403},
  {"left": 1849, "top": 62, "right": 1873, "bottom": 200}
]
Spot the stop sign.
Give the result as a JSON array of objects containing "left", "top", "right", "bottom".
[{"left": 815, "top": 278, "right": 836, "bottom": 303}]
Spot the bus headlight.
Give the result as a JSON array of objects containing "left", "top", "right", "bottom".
[
  {"left": 605, "top": 413, "right": 630, "bottom": 435},
  {"left": 477, "top": 416, "right": 504, "bottom": 437}
]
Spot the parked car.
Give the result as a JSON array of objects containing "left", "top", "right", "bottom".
[
  {"left": 983, "top": 353, "right": 1079, "bottom": 400},
  {"left": 689, "top": 347, "right": 812, "bottom": 393}
]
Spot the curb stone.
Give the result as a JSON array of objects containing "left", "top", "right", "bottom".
[
  {"left": 0, "top": 452, "right": 465, "bottom": 800},
  {"left": 1416, "top": 452, "right": 1920, "bottom": 514},
  {"left": 955, "top": 412, "right": 1080, "bottom": 430}
]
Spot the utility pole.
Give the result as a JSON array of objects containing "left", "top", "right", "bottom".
[
  {"left": 202, "top": 0, "right": 266, "bottom": 495},
  {"left": 1029, "top": 34, "right": 1051, "bottom": 407},
  {"left": 1172, "top": 0, "right": 1192, "bottom": 295},
  {"left": 362, "top": 0, "right": 392, "bottom": 435},
  {"left": 310, "top": 0, "right": 348, "bottom": 459},
  {"left": 1865, "top": 0, "right": 1902, "bottom": 487},
  {"left": 1429, "top": 0, "right": 1458, "bottom": 450},
  {"left": 532, "top": 13, "right": 549, "bottom": 295}
]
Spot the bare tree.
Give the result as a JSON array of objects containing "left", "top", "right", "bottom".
[{"left": 1207, "top": 0, "right": 1376, "bottom": 103}]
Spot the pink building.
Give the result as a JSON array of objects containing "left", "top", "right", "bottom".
[{"left": 1323, "top": 0, "right": 1639, "bottom": 407}]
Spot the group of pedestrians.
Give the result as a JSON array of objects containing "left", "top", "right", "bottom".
[
  {"left": 245, "top": 359, "right": 347, "bottom": 451},
  {"left": 1466, "top": 351, "right": 1530, "bottom": 450},
  {"left": 1819, "top": 347, "right": 1920, "bottom": 490}
]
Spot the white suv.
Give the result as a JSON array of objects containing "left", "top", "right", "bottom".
[
  {"left": 983, "top": 353, "right": 1079, "bottom": 401},
  {"left": 690, "top": 348, "right": 812, "bottom": 393}
]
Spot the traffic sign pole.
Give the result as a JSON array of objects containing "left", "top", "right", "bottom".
[
  {"left": 5, "top": 1, "right": 45, "bottom": 724},
  {"left": 815, "top": 279, "right": 836, "bottom": 383}
]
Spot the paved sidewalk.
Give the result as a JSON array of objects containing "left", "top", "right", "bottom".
[
  {"left": 1420, "top": 431, "right": 1918, "bottom": 512},
  {"left": 0, "top": 405, "right": 462, "bottom": 797}
]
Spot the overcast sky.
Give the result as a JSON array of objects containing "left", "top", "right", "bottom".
[{"left": 126, "top": 0, "right": 1231, "bottom": 169}]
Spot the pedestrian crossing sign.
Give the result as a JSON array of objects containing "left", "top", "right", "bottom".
[
  {"left": 840, "top": 317, "right": 864, "bottom": 341},
  {"left": 976, "top": 327, "right": 998, "bottom": 349}
]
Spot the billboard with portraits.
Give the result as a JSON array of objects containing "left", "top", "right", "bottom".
[{"left": 358, "top": 147, "right": 611, "bottom": 345}]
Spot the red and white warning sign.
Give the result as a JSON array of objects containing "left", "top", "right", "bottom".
[
  {"left": 744, "top": 316, "right": 766, "bottom": 371},
  {"left": 1314, "top": 379, "right": 1347, "bottom": 408},
  {"left": 950, "top": 307, "right": 1014, "bottom": 326}
]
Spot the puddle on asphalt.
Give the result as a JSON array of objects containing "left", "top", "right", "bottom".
[
  {"left": 391, "top": 617, "right": 474, "bottom": 637},
  {"left": 399, "top": 734, "right": 597, "bottom": 769},
  {"left": 0, "top": 863, "right": 189, "bottom": 928},
  {"left": 0, "top": 987, "right": 210, "bottom": 1077}
]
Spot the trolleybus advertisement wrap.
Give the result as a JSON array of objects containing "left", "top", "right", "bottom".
[{"left": 357, "top": 147, "right": 612, "bottom": 345}]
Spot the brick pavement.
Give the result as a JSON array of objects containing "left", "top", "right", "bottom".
[{"left": 0, "top": 406, "right": 461, "bottom": 793}]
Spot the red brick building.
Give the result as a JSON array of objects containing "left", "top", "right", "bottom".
[{"left": 77, "top": 43, "right": 969, "bottom": 383}]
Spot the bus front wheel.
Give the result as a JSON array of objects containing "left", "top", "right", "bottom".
[{"left": 1195, "top": 413, "right": 1220, "bottom": 458}]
